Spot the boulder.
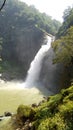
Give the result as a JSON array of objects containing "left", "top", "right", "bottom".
[{"left": 4, "top": 112, "right": 12, "bottom": 117}]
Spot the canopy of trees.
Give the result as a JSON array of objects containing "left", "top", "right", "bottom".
[
  {"left": 53, "top": 26, "right": 73, "bottom": 66},
  {"left": 56, "top": 6, "right": 73, "bottom": 38}
]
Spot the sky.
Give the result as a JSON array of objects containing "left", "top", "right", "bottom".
[{"left": 19, "top": 0, "right": 73, "bottom": 22}]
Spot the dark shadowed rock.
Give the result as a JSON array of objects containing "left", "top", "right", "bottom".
[
  {"left": 0, "top": 118, "right": 2, "bottom": 121},
  {"left": 40, "top": 47, "right": 64, "bottom": 94},
  {"left": 4, "top": 112, "right": 12, "bottom": 117},
  {"left": 31, "top": 103, "right": 38, "bottom": 108}
]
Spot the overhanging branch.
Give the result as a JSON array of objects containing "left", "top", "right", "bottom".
[{"left": 0, "top": 0, "right": 6, "bottom": 11}]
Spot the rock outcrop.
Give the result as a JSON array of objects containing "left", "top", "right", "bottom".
[{"left": 40, "top": 47, "right": 64, "bottom": 93}]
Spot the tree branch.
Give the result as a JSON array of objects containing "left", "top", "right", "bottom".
[{"left": 0, "top": 0, "right": 6, "bottom": 11}]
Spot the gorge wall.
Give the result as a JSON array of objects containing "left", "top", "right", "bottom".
[
  {"left": 14, "top": 27, "right": 46, "bottom": 78},
  {"left": 39, "top": 47, "right": 64, "bottom": 93}
]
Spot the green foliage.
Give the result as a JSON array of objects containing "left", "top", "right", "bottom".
[
  {"left": 16, "top": 104, "right": 35, "bottom": 126},
  {"left": 15, "top": 86, "right": 73, "bottom": 130},
  {"left": 57, "top": 6, "right": 73, "bottom": 38},
  {"left": 32, "top": 86, "right": 73, "bottom": 130},
  {"left": 17, "top": 104, "right": 35, "bottom": 118},
  {"left": 52, "top": 26, "right": 73, "bottom": 66},
  {"left": 37, "top": 114, "right": 66, "bottom": 130},
  {"left": 53, "top": 6, "right": 73, "bottom": 88}
]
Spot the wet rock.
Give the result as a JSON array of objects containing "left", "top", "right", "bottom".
[
  {"left": 4, "top": 111, "right": 12, "bottom": 117},
  {"left": 31, "top": 103, "right": 38, "bottom": 108},
  {"left": 0, "top": 115, "right": 3, "bottom": 118},
  {"left": 0, "top": 118, "right": 2, "bottom": 121},
  {"left": 0, "top": 116, "right": 4, "bottom": 121},
  {"left": 40, "top": 47, "right": 64, "bottom": 94}
]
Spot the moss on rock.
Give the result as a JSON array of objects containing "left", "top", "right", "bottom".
[{"left": 16, "top": 104, "right": 35, "bottom": 126}]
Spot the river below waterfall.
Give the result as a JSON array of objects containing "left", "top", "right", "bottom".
[{"left": 0, "top": 80, "right": 52, "bottom": 115}]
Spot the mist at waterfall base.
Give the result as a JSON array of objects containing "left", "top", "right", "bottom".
[{"left": 21, "top": 35, "right": 53, "bottom": 95}]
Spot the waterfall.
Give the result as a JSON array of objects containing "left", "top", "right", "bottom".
[{"left": 23, "top": 35, "right": 52, "bottom": 88}]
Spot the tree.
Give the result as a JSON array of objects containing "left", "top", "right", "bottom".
[
  {"left": 53, "top": 26, "right": 73, "bottom": 66},
  {"left": 57, "top": 7, "right": 73, "bottom": 38}
]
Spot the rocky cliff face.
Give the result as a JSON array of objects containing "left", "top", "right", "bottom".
[
  {"left": 1, "top": 26, "right": 46, "bottom": 80},
  {"left": 14, "top": 27, "right": 45, "bottom": 78},
  {"left": 39, "top": 47, "right": 64, "bottom": 94}
]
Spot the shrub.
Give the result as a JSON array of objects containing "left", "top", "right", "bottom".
[{"left": 16, "top": 104, "right": 35, "bottom": 125}]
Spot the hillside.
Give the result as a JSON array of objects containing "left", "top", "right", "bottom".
[{"left": 16, "top": 85, "right": 73, "bottom": 130}]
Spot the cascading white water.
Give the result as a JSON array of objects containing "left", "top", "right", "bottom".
[{"left": 23, "top": 35, "right": 52, "bottom": 88}]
